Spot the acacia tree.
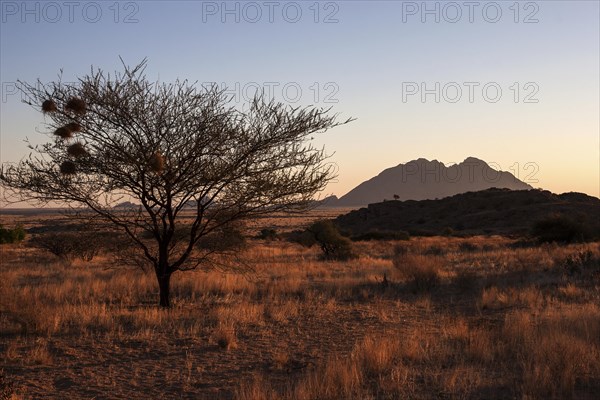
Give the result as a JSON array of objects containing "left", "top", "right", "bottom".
[{"left": 1, "top": 60, "right": 351, "bottom": 307}]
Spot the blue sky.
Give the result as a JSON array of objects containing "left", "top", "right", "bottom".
[{"left": 1, "top": 0, "right": 599, "bottom": 201}]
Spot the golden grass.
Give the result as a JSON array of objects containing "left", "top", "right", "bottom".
[{"left": 1, "top": 226, "right": 599, "bottom": 399}]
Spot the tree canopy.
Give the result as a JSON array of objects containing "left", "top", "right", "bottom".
[{"left": 1, "top": 59, "right": 352, "bottom": 306}]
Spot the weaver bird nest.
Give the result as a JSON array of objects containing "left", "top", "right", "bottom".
[
  {"left": 59, "top": 160, "right": 77, "bottom": 175},
  {"left": 65, "top": 98, "right": 86, "bottom": 114},
  {"left": 41, "top": 99, "right": 57, "bottom": 113},
  {"left": 65, "top": 122, "right": 82, "bottom": 132},
  {"left": 54, "top": 126, "right": 74, "bottom": 139},
  {"left": 67, "top": 143, "right": 87, "bottom": 157},
  {"left": 148, "top": 151, "right": 165, "bottom": 173}
]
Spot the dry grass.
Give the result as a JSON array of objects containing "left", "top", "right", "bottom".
[
  {"left": 1, "top": 213, "right": 599, "bottom": 399},
  {"left": 212, "top": 323, "right": 238, "bottom": 350},
  {"left": 392, "top": 252, "right": 442, "bottom": 292}
]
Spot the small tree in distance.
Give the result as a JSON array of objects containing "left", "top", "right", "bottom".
[
  {"left": 307, "top": 219, "right": 355, "bottom": 261},
  {"left": 0, "top": 59, "right": 352, "bottom": 307}
]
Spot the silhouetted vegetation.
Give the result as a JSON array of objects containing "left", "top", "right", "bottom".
[
  {"left": 531, "top": 215, "right": 594, "bottom": 243},
  {"left": 35, "top": 232, "right": 106, "bottom": 261},
  {"left": 336, "top": 188, "right": 600, "bottom": 238},
  {"left": 257, "top": 228, "right": 278, "bottom": 241},
  {"left": 0, "top": 224, "right": 26, "bottom": 244}
]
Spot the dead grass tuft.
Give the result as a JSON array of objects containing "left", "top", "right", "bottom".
[{"left": 392, "top": 253, "right": 441, "bottom": 292}]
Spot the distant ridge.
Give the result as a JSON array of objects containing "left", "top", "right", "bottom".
[
  {"left": 113, "top": 201, "right": 139, "bottom": 209},
  {"left": 329, "top": 157, "right": 532, "bottom": 207}
]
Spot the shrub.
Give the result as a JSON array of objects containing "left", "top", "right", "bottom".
[
  {"left": 257, "top": 228, "right": 278, "bottom": 241},
  {"left": 307, "top": 219, "right": 355, "bottom": 261},
  {"left": 34, "top": 231, "right": 112, "bottom": 261},
  {"left": 531, "top": 215, "right": 593, "bottom": 243},
  {"left": 0, "top": 224, "right": 26, "bottom": 244}
]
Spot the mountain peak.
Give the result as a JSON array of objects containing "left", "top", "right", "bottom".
[
  {"left": 413, "top": 158, "right": 441, "bottom": 164},
  {"left": 462, "top": 156, "right": 485, "bottom": 164},
  {"left": 332, "top": 156, "right": 533, "bottom": 207}
]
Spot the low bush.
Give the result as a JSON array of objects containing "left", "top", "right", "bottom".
[
  {"left": 531, "top": 215, "right": 594, "bottom": 243},
  {"left": 257, "top": 228, "right": 278, "bottom": 241},
  {"left": 33, "top": 231, "right": 115, "bottom": 261},
  {"left": 0, "top": 224, "right": 26, "bottom": 244}
]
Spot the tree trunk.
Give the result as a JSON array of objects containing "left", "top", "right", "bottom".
[
  {"left": 157, "top": 240, "right": 172, "bottom": 308},
  {"left": 157, "top": 271, "right": 171, "bottom": 308}
]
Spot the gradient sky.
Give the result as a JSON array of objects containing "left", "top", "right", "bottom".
[{"left": 1, "top": 0, "right": 598, "bottom": 205}]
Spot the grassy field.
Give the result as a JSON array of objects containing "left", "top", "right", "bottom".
[{"left": 1, "top": 211, "right": 599, "bottom": 399}]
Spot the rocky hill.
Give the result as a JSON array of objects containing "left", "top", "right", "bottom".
[{"left": 334, "top": 188, "right": 600, "bottom": 237}]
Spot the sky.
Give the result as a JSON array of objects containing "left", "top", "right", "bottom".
[{"left": 1, "top": 0, "right": 599, "bottom": 206}]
